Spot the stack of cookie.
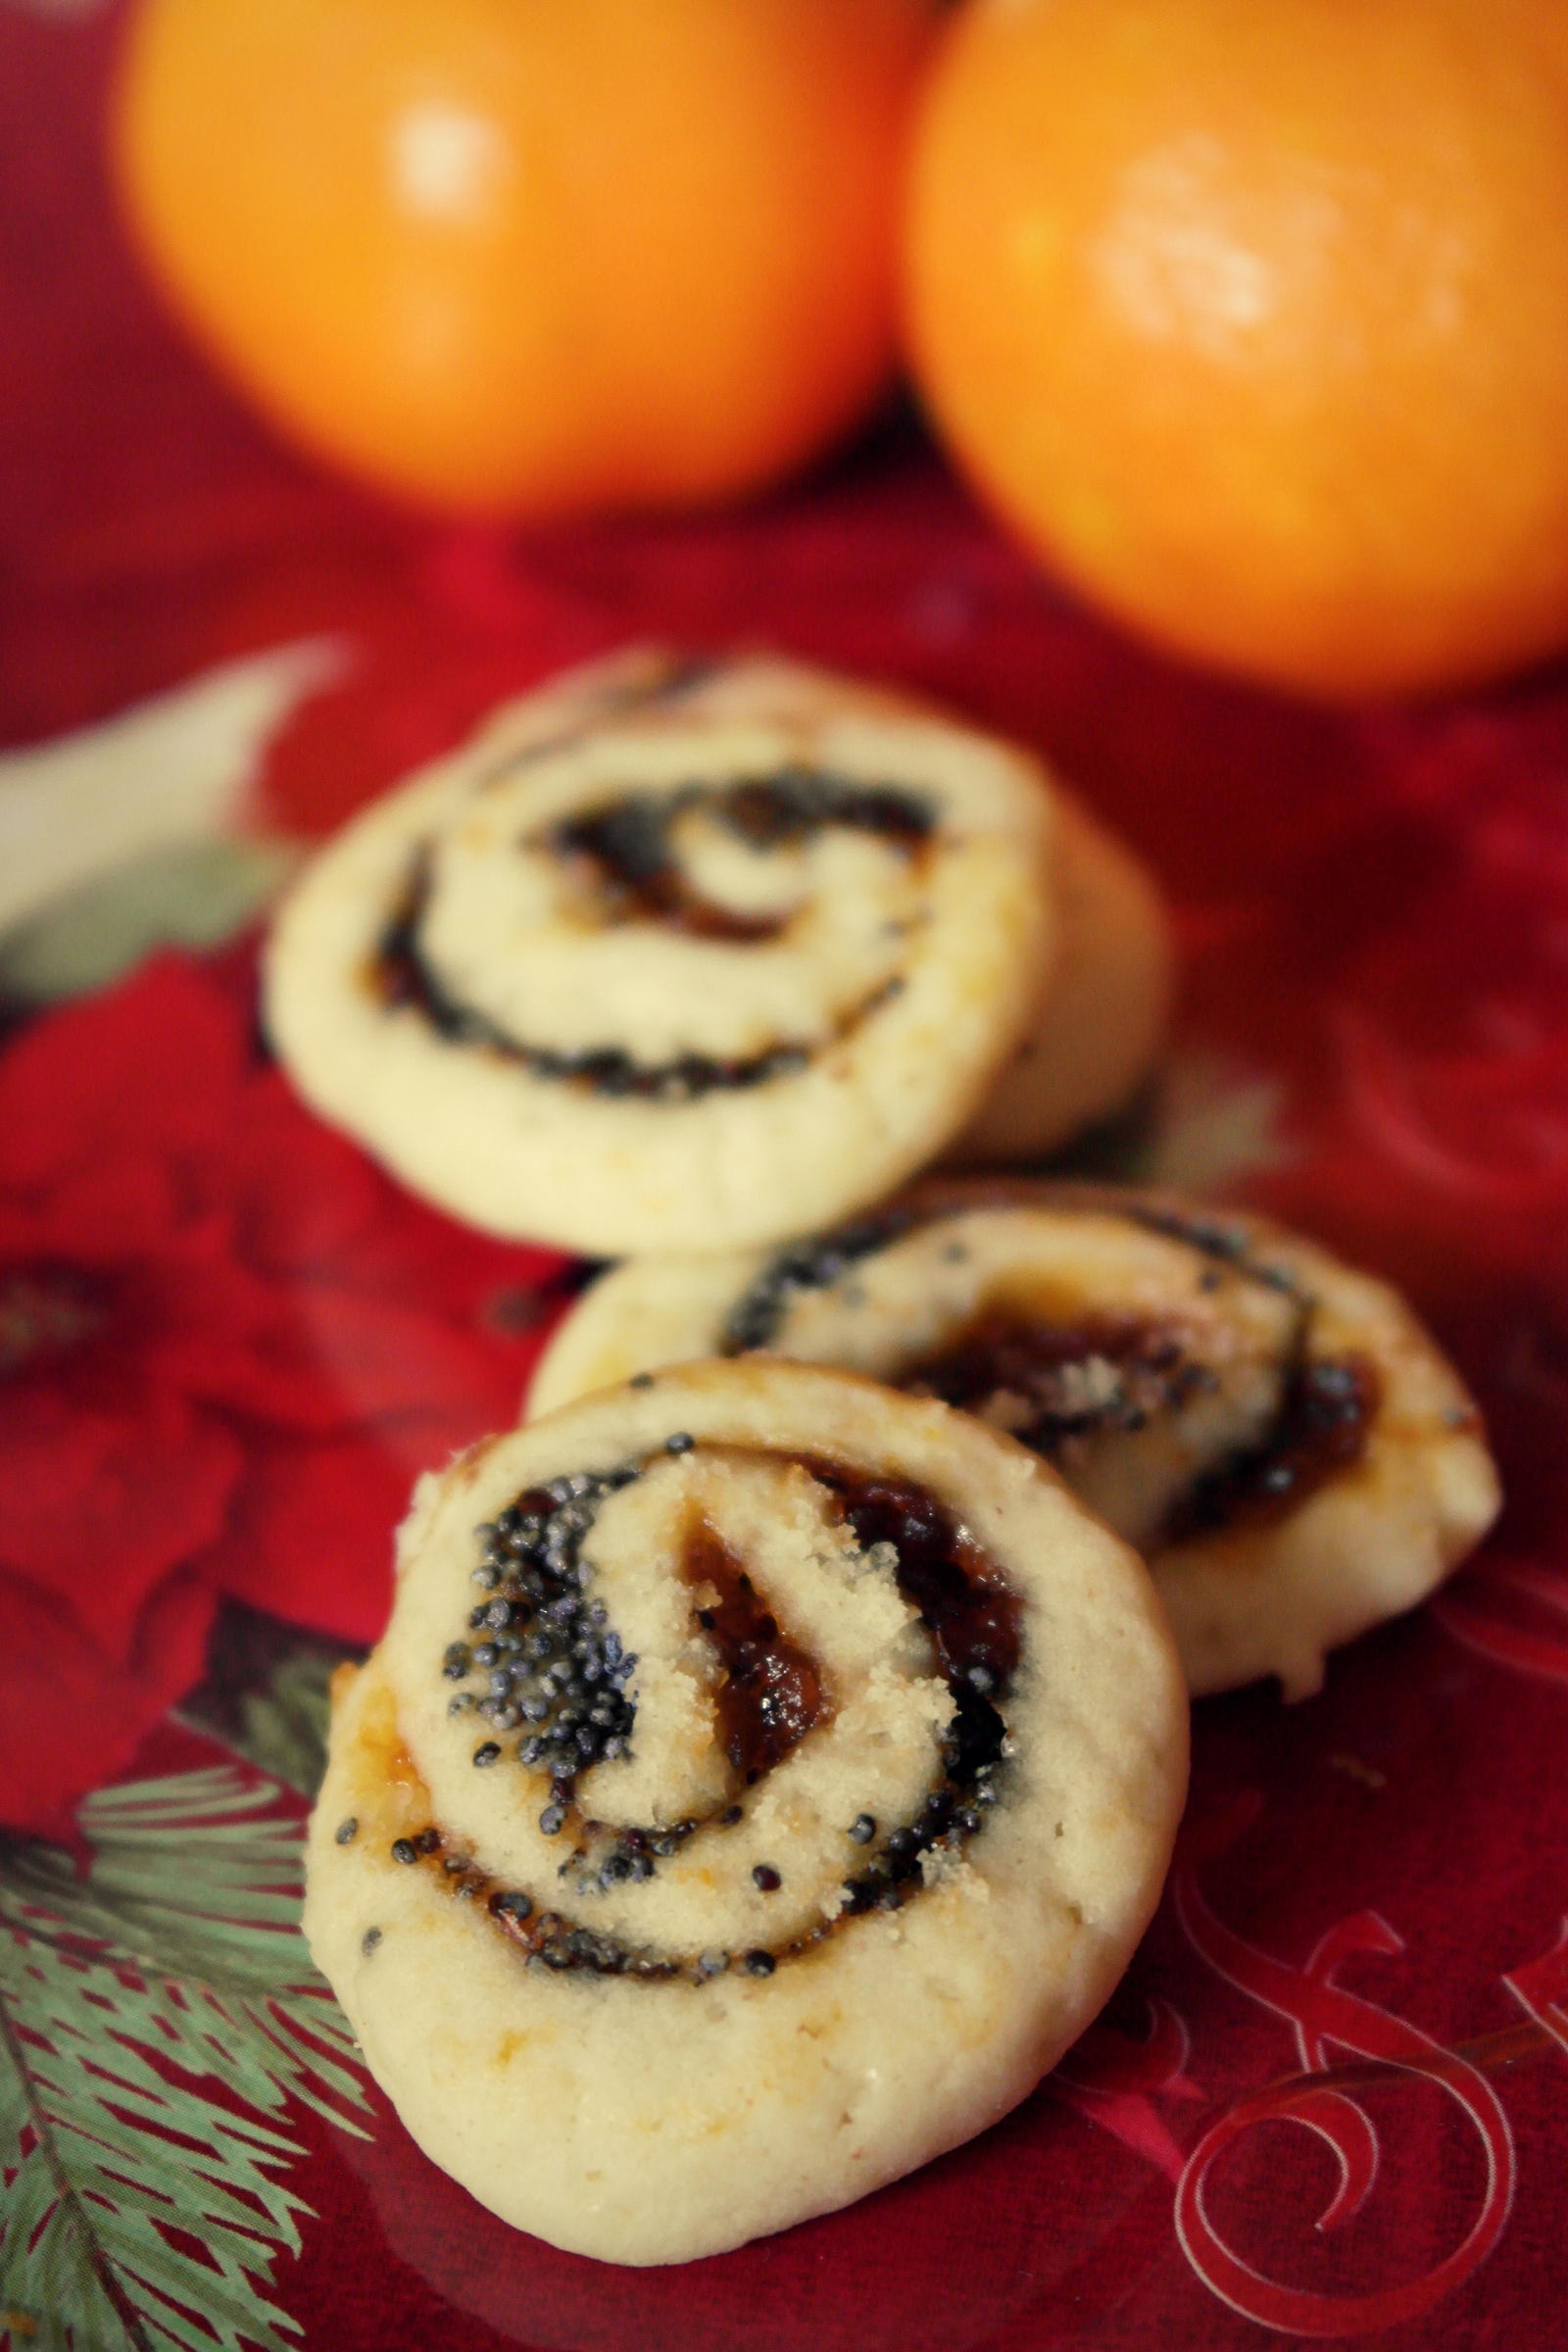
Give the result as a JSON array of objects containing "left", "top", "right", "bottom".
[
  {"left": 265, "top": 646, "right": 1172, "bottom": 1256},
  {"left": 270, "top": 652, "right": 1497, "bottom": 2266}
]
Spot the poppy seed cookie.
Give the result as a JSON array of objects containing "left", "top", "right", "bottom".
[
  {"left": 266, "top": 651, "right": 1056, "bottom": 1255},
  {"left": 305, "top": 1357, "right": 1187, "bottom": 2264},
  {"left": 530, "top": 1182, "right": 1501, "bottom": 1698}
]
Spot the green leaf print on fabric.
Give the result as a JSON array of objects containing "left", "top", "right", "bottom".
[{"left": 1, "top": 1765, "right": 367, "bottom": 2352}]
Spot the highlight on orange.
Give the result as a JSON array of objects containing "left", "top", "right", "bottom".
[
  {"left": 112, "top": 0, "right": 935, "bottom": 517},
  {"left": 905, "top": 0, "right": 1568, "bottom": 700}
]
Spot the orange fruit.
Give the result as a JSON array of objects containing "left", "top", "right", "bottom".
[
  {"left": 112, "top": 0, "right": 933, "bottom": 517},
  {"left": 906, "top": 0, "right": 1568, "bottom": 699}
]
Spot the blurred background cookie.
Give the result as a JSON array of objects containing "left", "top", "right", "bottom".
[{"left": 266, "top": 652, "right": 1055, "bottom": 1255}]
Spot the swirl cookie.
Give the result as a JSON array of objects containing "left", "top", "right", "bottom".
[
  {"left": 305, "top": 1358, "right": 1187, "bottom": 2265},
  {"left": 530, "top": 1183, "right": 1501, "bottom": 1700},
  {"left": 265, "top": 651, "right": 1056, "bottom": 1255}
]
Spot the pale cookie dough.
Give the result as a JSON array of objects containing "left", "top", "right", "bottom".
[
  {"left": 265, "top": 650, "right": 1056, "bottom": 1255},
  {"left": 948, "top": 792, "right": 1174, "bottom": 1164},
  {"left": 530, "top": 1182, "right": 1501, "bottom": 1700},
  {"left": 305, "top": 1358, "right": 1187, "bottom": 2266}
]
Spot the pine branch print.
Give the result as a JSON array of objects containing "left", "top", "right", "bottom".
[{"left": 0, "top": 1764, "right": 367, "bottom": 2352}]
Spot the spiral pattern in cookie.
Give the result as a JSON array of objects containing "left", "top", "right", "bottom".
[
  {"left": 305, "top": 1359, "right": 1185, "bottom": 2264},
  {"left": 266, "top": 651, "right": 1054, "bottom": 1254},
  {"left": 531, "top": 1182, "right": 1501, "bottom": 1699}
]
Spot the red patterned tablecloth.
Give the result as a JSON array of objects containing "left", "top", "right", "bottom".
[{"left": 3, "top": 11, "right": 1567, "bottom": 2349}]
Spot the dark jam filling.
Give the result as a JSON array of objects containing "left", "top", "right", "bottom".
[
  {"left": 800, "top": 1455, "right": 1019, "bottom": 1914},
  {"left": 808, "top": 1459, "right": 1017, "bottom": 1712},
  {"left": 903, "top": 1309, "right": 1218, "bottom": 1453},
  {"left": 720, "top": 1195, "right": 1378, "bottom": 1540},
  {"left": 372, "top": 847, "right": 904, "bottom": 1102},
  {"left": 1162, "top": 1352, "right": 1381, "bottom": 1543},
  {"left": 548, "top": 771, "right": 932, "bottom": 944},
  {"left": 424, "top": 1443, "right": 1017, "bottom": 1982},
  {"left": 553, "top": 799, "right": 784, "bottom": 942},
  {"left": 719, "top": 769, "right": 935, "bottom": 853},
  {"left": 684, "top": 1518, "right": 827, "bottom": 1783},
  {"left": 380, "top": 1825, "right": 683, "bottom": 1981}
]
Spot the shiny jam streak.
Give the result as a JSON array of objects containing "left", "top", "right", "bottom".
[
  {"left": 685, "top": 1518, "right": 827, "bottom": 1783},
  {"left": 412, "top": 1442, "right": 1020, "bottom": 1981}
]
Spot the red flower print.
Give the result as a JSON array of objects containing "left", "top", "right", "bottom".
[{"left": 0, "top": 951, "right": 570, "bottom": 1838}]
